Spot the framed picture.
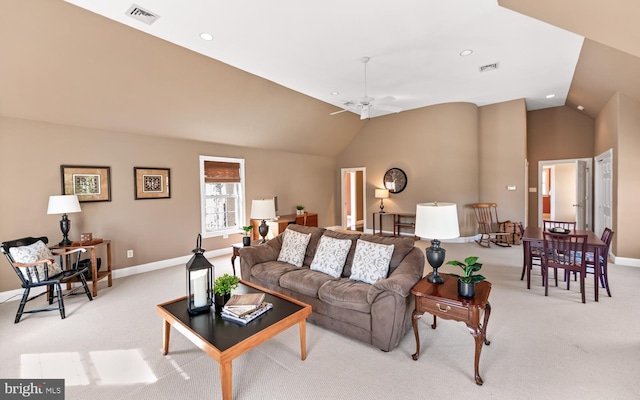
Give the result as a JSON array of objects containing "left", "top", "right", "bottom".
[
  {"left": 61, "top": 165, "right": 111, "bottom": 202},
  {"left": 134, "top": 167, "right": 171, "bottom": 200}
]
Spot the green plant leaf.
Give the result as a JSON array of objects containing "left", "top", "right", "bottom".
[
  {"left": 464, "top": 256, "right": 479, "bottom": 265},
  {"left": 446, "top": 260, "right": 465, "bottom": 267},
  {"left": 213, "top": 273, "right": 240, "bottom": 296}
]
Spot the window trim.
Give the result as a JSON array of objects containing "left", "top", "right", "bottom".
[{"left": 199, "top": 155, "right": 246, "bottom": 238}]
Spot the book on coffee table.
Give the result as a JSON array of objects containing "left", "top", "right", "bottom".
[
  {"left": 223, "top": 293, "right": 265, "bottom": 316},
  {"left": 221, "top": 302, "right": 273, "bottom": 325}
]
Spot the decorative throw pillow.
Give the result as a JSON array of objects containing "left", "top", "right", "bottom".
[
  {"left": 310, "top": 235, "right": 352, "bottom": 278},
  {"left": 9, "top": 240, "right": 63, "bottom": 282},
  {"left": 277, "top": 228, "right": 312, "bottom": 267},
  {"left": 349, "top": 239, "right": 395, "bottom": 284}
]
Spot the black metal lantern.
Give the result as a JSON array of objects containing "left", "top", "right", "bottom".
[{"left": 186, "top": 234, "right": 214, "bottom": 315}]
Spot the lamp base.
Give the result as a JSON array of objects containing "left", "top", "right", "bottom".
[
  {"left": 258, "top": 220, "right": 270, "bottom": 244},
  {"left": 426, "top": 270, "right": 444, "bottom": 284}
]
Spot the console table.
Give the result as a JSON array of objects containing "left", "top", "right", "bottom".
[
  {"left": 411, "top": 274, "right": 492, "bottom": 385},
  {"left": 373, "top": 212, "right": 416, "bottom": 237},
  {"left": 51, "top": 239, "right": 113, "bottom": 297},
  {"left": 252, "top": 212, "right": 318, "bottom": 240}
]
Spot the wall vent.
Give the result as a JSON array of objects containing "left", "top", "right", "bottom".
[
  {"left": 479, "top": 62, "right": 499, "bottom": 72},
  {"left": 126, "top": 4, "right": 160, "bottom": 25}
]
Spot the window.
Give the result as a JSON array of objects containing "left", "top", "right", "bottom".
[{"left": 199, "top": 156, "right": 246, "bottom": 238}]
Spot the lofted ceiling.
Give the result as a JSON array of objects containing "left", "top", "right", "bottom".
[
  {"left": 2, "top": 1, "right": 639, "bottom": 157},
  {"left": 64, "top": 0, "right": 584, "bottom": 118}
]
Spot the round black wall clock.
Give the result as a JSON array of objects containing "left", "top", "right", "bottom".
[{"left": 383, "top": 168, "right": 407, "bottom": 194}]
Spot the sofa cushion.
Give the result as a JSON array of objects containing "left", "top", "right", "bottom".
[
  {"left": 349, "top": 239, "right": 394, "bottom": 284},
  {"left": 357, "top": 235, "right": 415, "bottom": 275},
  {"left": 322, "top": 230, "right": 361, "bottom": 277},
  {"left": 283, "top": 225, "right": 326, "bottom": 267},
  {"left": 279, "top": 269, "right": 336, "bottom": 298},
  {"left": 318, "top": 279, "right": 372, "bottom": 313},
  {"left": 309, "top": 235, "right": 352, "bottom": 278},
  {"left": 250, "top": 261, "right": 299, "bottom": 285},
  {"left": 277, "top": 228, "right": 312, "bottom": 267}
]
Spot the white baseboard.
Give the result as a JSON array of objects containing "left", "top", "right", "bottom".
[
  {"left": 0, "top": 247, "right": 233, "bottom": 303},
  {"left": 612, "top": 254, "right": 640, "bottom": 268}
]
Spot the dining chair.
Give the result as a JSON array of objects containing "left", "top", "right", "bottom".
[
  {"left": 519, "top": 223, "right": 543, "bottom": 282},
  {"left": 543, "top": 220, "right": 576, "bottom": 231},
  {"left": 569, "top": 228, "right": 614, "bottom": 297},
  {"left": 542, "top": 232, "right": 588, "bottom": 303}
]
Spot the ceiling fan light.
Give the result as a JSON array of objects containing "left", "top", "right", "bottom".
[{"left": 361, "top": 106, "right": 370, "bottom": 120}]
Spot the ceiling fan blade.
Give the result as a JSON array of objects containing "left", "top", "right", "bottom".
[
  {"left": 374, "top": 96, "right": 396, "bottom": 104},
  {"left": 360, "top": 106, "right": 370, "bottom": 120},
  {"left": 330, "top": 108, "right": 354, "bottom": 116}
]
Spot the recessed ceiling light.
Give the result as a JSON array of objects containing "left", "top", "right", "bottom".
[
  {"left": 546, "top": 94, "right": 555, "bottom": 99},
  {"left": 577, "top": 105, "right": 585, "bottom": 111},
  {"left": 460, "top": 49, "right": 473, "bottom": 56},
  {"left": 330, "top": 91, "right": 339, "bottom": 96},
  {"left": 200, "top": 33, "right": 213, "bottom": 41}
]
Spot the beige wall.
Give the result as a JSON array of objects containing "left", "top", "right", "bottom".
[
  {"left": 526, "top": 106, "right": 595, "bottom": 226},
  {"left": 479, "top": 99, "right": 527, "bottom": 223},
  {"left": 616, "top": 94, "right": 640, "bottom": 258},
  {"left": 337, "top": 101, "right": 527, "bottom": 238},
  {"left": 0, "top": 116, "right": 337, "bottom": 292}
]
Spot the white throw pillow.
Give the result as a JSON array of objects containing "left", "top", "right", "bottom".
[
  {"left": 277, "top": 228, "right": 312, "bottom": 267},
  {"left": 349, "top": 239, "right": 394, "bottom": 284},
  {"left": 9, "top": 240, "right": 63, "bottom": 282},
  {"left": 310, "top": 235, "right": 352, "bottom": 278}
]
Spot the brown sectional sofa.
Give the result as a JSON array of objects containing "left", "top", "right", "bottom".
[{"left": 239, "top": 225, "right": 425, "bottom": 351}]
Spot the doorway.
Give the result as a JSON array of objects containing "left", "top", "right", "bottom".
[
  {"left": 537, "top": 158, "right": 592, "bottom": 230},
  {"left": 341, "top": 167, "right": 366, "bottom": 231}
]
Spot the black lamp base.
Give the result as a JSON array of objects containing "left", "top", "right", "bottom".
[
  {"left": 58, "top": 213, "right": 72, "bottom": 246},
  {"left": 258, "top": 219, "right": 270, "bottom": 244},
  {"left": 426, "top": 239, "right": 446, "bottom": 285},
  {"left": 379, "top": 200, "right": 385, "bottom": 213}
]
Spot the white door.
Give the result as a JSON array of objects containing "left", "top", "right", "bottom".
[
  {"left": 341, "top": 167, "right": 366, "bottom": 229},
  {"left": 594, "top": 149, "right": 613, "bottom": 237},
  {"left": 574, "top": 160, "right": 587, "bottom": 230}
]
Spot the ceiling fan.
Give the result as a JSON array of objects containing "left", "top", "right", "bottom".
[{"left": 330, "top": 56, "right": 402, "bottom": 120}]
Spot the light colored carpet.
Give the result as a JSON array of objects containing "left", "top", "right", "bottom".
[{"left": 1, "top": 241, "right": 639, "bottom": 400}]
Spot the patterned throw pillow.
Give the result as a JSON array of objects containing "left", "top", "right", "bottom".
[
  {"left": 349, "top": 239, "right": 395, "bottom": 284},
  {"left": 9, "top": 240, "right": 63, "bottom": 282},
  {"left": 277, "top": 228, "right": 312, "bottom": 267},
  {"left": 310, "top": 235, "right": 352, "bottom": 278}
]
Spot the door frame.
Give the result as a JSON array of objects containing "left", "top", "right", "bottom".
[
  {"left": 593, "top": 148, "right": 613, "bottom": 238},
  {"left": 537, "top": 158, "right": 592, "bottom": 230},
  {"left": 340, "top": 167, "right": 366, "bottom": 230}
]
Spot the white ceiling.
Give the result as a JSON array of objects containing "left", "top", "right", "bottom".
[{"left": 65, "top": 0, "right": 584, "bottom": 119}]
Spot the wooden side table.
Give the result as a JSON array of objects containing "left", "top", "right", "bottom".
[
  {"left": 411, "top": 274, "right": 492, "bottom": 385},
  {"left": 51, "top": 239, "right": 113, "bottom": 297},
  {"left": 231, "top": 241, "right": 260, "bottom": 276}
]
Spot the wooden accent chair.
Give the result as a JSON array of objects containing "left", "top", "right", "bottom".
[
  {"left": 471, "top": 203, "right": 512, "bottom": 247},
  {"left": 542, "top": 232, "right": 588, "bottom": 303},
  {"left": 1, "top": 236, "right": 93, "bottom": 323}
]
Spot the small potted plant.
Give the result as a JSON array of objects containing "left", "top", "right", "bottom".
[
  {"left": 213, "top": 273, "right": 240, "bottom": 312},
  {"left": 241, "top": 225, "right": 253, "bottom": 246},
  {"left": 296, "top": 205, "right": 305, "bottom": 215},
  {"left": 446, "top": 256, "right": 485, "bottom": 298}
]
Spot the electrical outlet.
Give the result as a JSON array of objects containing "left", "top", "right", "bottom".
[{"left": 127, "top": 250, "right": 134, "bottom": 258}]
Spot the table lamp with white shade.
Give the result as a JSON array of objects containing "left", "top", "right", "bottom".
[
  {"left": 47, "top": 195, "right": 82, "bottom": 246},
  {"left": 375, "top": 189, "right": 390, "bottom": 213},
  {"left": 251, "top": 199, "right": 276, "bottom": 243},
  {"left": 414, "top": 202, "right": 460, "bottom": 284}
]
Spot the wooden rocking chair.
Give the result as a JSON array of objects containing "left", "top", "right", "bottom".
[{"left": 471, "top": 203, "right": 512, "bottom": 247}]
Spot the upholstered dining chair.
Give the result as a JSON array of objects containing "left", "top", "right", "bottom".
[
  {"left": 542, "top": 232, "right": 588, "bottom": 303},
  {"left": 1, "top": 236, "right": 93, "bottom": 323}
]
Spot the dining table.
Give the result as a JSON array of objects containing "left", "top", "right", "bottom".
[{"left": 521, "top": 226, "right": 606, "bottom": 301}]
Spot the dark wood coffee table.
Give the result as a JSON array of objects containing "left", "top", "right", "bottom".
[
  {"left": 411, "top": 274, "right": 492, "bottom": 385},
  {"left": 157, "top": 280, "right": 312, "bottom": 400}
]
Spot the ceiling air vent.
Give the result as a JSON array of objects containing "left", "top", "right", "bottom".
[
  {"left": 125, "top": 4, "right": 160, "bottom": 25},
  {"left": 479, "top": 62, "right": 499, "bottom": 72}
]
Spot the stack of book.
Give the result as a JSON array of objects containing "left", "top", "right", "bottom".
[
  {"left": 220, "top": 293, "right": 272, "bottom": 325},
  {"left": 221, "top": 301, "right": 273, "bottom": 325}
]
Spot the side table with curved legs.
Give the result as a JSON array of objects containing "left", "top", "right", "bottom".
[{"left": 410, "top": 274, "right": 492, "bottom": 385}]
